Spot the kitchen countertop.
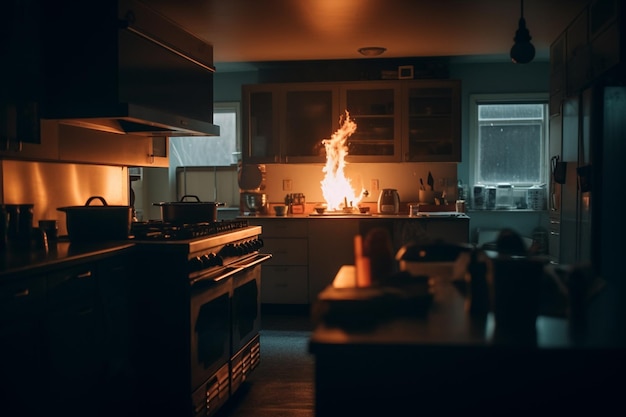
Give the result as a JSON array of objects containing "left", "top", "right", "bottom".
[
  {"left": 308, "top": 265, "right": 625, "bottom": 416},
  {"left": 240, "top": 212, "right": 470, "bottom": 219},
  {"left": 0, "top": 240, "right": 135, "bottom": 281}
]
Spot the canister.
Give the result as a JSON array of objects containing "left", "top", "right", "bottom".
[
  {"left": 496, "top": 183, "right": 513, "bottom": 209},
  {"left": 473, "top": 185, "right": 485, "bottom": 209}
]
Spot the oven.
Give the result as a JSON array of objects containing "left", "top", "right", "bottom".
[{"left": 128, "top": 220, "right": 270, "bottom": 417}]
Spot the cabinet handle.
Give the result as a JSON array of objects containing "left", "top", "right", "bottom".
[
  {"left": 76, "top": 271, "right": 93, "bottom": 279},
  {"left": 550, "top": 231, "right": 560, "bottom": 236},
  {"left": 13, "top": 288, "right": 30, "bottom": 298}
]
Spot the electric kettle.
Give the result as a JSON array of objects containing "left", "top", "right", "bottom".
[{"left": 377, "top": 189, "right": 400, "bottom": 214}]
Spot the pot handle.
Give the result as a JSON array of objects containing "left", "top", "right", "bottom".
[
  {"left": 85, "top": 196, "right": 108, "bottom": 206},
  {"left": 180, "top": 195, "right": 202, "bottom": 202}
]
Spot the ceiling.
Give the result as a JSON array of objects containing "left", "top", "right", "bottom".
[{"left": 143, "top": 0, "right": 587, "bottom": 70}]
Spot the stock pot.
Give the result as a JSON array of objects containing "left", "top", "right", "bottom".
[
  {"left": 57, "top": 196, "right": 132, "bottom": 242},
  {"left": 153, "top": 195, "right": 224, "bottom": 223}
]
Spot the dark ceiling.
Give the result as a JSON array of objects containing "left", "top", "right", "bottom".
[{"left": 143, "top": 0, "right": 587, "bottom": 70}]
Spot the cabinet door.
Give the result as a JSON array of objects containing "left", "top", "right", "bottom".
[
  {"left": 403, "top": 80, "right": 461, "bottom": 162},
  {"left": 0, "top": 119, "right": 59, "bottom": 160},
  {"left": 308, "top": 219, "right": 359, "bottom": 300},
  {"left": 261, "top": 265, "right": 309, "bottom": 304},
  {"left": 0, "top": 276, "right": 46, "bottom": 417},
  {"left": 341, "top": 82, "right": 402, "bottom": 162},
  {"left": 242, "top": 85, "right": 281, "bottom": 163},
  {"left": 46, "top": 264, "right": 102, "bottom": 415},
  {"left": 282, "top": 83, "right": 339, "bottom": 163}
]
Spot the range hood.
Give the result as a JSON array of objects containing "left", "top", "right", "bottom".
[
  {"left": 51, "top": 103, "right": 221, "bottom": 137},
  {"left": 39, "top": 0, "right": 220, "bottom": 137}
]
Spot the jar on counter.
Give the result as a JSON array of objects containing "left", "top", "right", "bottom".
[{"left": 495, "top": 183, "right": 513, "bottom": 209}]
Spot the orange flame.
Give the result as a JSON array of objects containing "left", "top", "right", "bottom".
[{"left": 320, "top": 111, "right": 364, "bottom": 211}]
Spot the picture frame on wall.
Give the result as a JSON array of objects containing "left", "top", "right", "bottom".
[{"left": 398, "top": 65, "right": 414, "bottom": 79}]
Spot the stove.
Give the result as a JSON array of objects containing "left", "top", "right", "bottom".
[
  {"left": 131, "top": 219, "right": 251, "bottom": 240},
  {"left": 128, "top": 218, "right": 270, "bottom": 417}
]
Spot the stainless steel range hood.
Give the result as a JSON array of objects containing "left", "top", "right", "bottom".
[
  {"left": 40, "top": 0, "right": 220, "bottom": 137},
  {"left": 52, "top": 103, "right": 221, "bottom": 137}
]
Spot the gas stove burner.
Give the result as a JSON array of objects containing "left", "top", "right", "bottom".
[{"left": 131, "top": 219, "right": 250, "bottom": 240}]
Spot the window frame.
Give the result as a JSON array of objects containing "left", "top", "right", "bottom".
[{"left": 469, "top": 93, "right": 549, "bottom": 189}]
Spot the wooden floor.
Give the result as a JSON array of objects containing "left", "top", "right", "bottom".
[{"left": 216, "top": 307, "right": 315, "bottom": 417}]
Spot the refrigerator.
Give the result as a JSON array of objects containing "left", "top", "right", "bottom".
[{"left": 560, "top": 84, "right": 626, "bottom": 346}]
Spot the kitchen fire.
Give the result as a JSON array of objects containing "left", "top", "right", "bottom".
[{"left": 128, "top": 219, "right": 271, "bottom": 417}]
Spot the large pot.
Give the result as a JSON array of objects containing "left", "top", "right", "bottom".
[
  {"left": 57, "top": 196, "right": 132, "bottom": 242},
  {"left": 153, "top": 195, "right": 224, "bottom": 223}
]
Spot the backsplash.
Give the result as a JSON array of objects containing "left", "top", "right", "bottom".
[
  {"left": 1, "top": 160, "right": 129, "bottom": 236},
  {"left": 262, "top": 162, "right": 458, "bottom": 205}
]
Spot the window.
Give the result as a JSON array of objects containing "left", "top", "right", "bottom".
[
  {"left": 469, "top": 94, "right": 549, "bottom": 188},
  {"left": 169, "top": 102, "right": 241, "bottom": 167}
]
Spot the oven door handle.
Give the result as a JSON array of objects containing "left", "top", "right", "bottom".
[
  {"left": 190, "top": 266, "right": 244, "bottom": 287},
  {"left": 232, "top": 253, "right": 273, "bottom": 270}
]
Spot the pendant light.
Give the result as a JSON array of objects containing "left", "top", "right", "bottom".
[{"left": 510, "top": 0, "right": 535, "bottom": 64}]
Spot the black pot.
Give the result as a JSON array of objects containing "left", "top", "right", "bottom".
[
  {"left": 153, "top": 195, "right": 224, "bottom": 223},
  {"left": 57, "top": 196, "right": 132, "bottom": 242}
]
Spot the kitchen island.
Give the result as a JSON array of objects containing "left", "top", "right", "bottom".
[
  {"left": 245, "top": 213, "right": 469, "bottom": 304},
  {"left": 308, "top": 266, "right": 625, "bottom": 416}
]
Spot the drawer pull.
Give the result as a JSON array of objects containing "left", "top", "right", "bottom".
[
  {"left": 14, "top": 289, "right": 30, "bottom": 298},
  {"left": 76, "top": 271, "right": 93, "bottom": 279}
]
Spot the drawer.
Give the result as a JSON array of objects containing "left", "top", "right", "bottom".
[
  {"left": 261, "top": 265, "right": 308, "bottom": 304},
  {"left": 0, "top": 276, "right": 46, "bottom": 319},
  {"left": 261, "top": 238, "right": 308, "bottom": 265},
  {"left": 255, "top": 219, "right": 308, "bottom": 237},
  {"left": 47, "top": 264, "right": 96, "bottom": 306}
]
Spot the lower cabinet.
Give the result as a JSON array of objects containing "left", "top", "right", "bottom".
[
  {"left": 0, "top": 250, "right": 134, "bottom": 417},
  {"left": 251, "top": 217, "right": 470, "bottom": 305},
  {"left": 0, "top": 276, "right": 46, "bottom": 417},
  {"left": 255, "top": 219, "right": 309, "bottom": 304}
]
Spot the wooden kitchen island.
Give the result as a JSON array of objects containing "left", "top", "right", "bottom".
[{"left": 308, "top": 266, "right": 625, "bottom": 417}]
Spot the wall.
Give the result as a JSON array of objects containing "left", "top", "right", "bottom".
[{"left": 449, "top": 60, "right": 551, "bottom": 242}]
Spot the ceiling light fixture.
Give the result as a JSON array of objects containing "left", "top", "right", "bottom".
[
  {"left": 358, "top": 46, "right": 387, "bottom": 57},
  {"left": 510, "top": 0, "right": 535, "bottom": 64}
]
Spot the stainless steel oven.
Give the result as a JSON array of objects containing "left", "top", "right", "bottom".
[{"left": 129, "top": 220, "right": 270, "bottom": 417}]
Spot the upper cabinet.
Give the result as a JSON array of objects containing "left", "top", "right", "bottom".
[
  {"left": 242, "top": 79, "right": 460, "bottom": 164},
  {"left": 402, "top": 80, "right": 461, "bottom": 162},
  {"left": 340, "top": 82, "right": 402, "bottom": 162},
  {"left": 551, "top": 0, "right": 624, "bottom": 99}
]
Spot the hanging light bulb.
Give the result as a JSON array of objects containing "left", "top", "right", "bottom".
[{"left": 510, "top": 0, "right": 535, "bottom": 64}]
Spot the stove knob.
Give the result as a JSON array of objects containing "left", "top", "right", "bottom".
[
  {"left": 189, "top": 256, "right": 204, "bottom": 273},
  {"left": 220, "top": 244, "right": 235, "bottom": 257},
  {"left": 200, "top": 254, "right": 212, "bottom": 269},
  {"left": 253, "top": 238, "right": 264, "bottom": 250}
]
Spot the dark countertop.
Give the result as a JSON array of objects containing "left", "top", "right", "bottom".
[
  {"left": 240, "top": 213, "right": 470, "bottom": 220},
  {"left": 309, "top": 266, "right": 570, "bottom": 350},
  {"left": 0, "top": 240, "right": 135, "bottom": 281}
]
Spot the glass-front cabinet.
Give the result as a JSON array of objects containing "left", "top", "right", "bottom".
[
  {"left": 341, "top": 82, "right": 402, "bottom": 162},
  {"left": 242, "top": 83, "right": 339, "bottom": 163},
  {"left": 402, "top": 80, "right": 461, "bottom": 162},
  {"left": 242, "top": 79, "right": 460, "bottom": 164},
  {"left": 242, "top": 85, "right": 280, "bottom": 163},
  {"left": 282, "top": 83, "right": 339, "bottom": 163}
]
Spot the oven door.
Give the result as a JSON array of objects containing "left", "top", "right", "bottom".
[
  {"left": 231, "top": 254, "right": 272, "bottom": 353},
  {"left": 189, "top": 268, "right": 239, "bottom": 393}
]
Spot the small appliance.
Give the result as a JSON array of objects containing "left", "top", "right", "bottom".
[{"left": 377, "top": 189, "right": 400, "bottom": 214}]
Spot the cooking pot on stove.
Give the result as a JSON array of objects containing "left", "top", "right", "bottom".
[
  {"left": 153, "top": 195, "right": 224, "bottom": 223},
  {"left": 57, "top": 196, "right": 132, "bottom": 242}
]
